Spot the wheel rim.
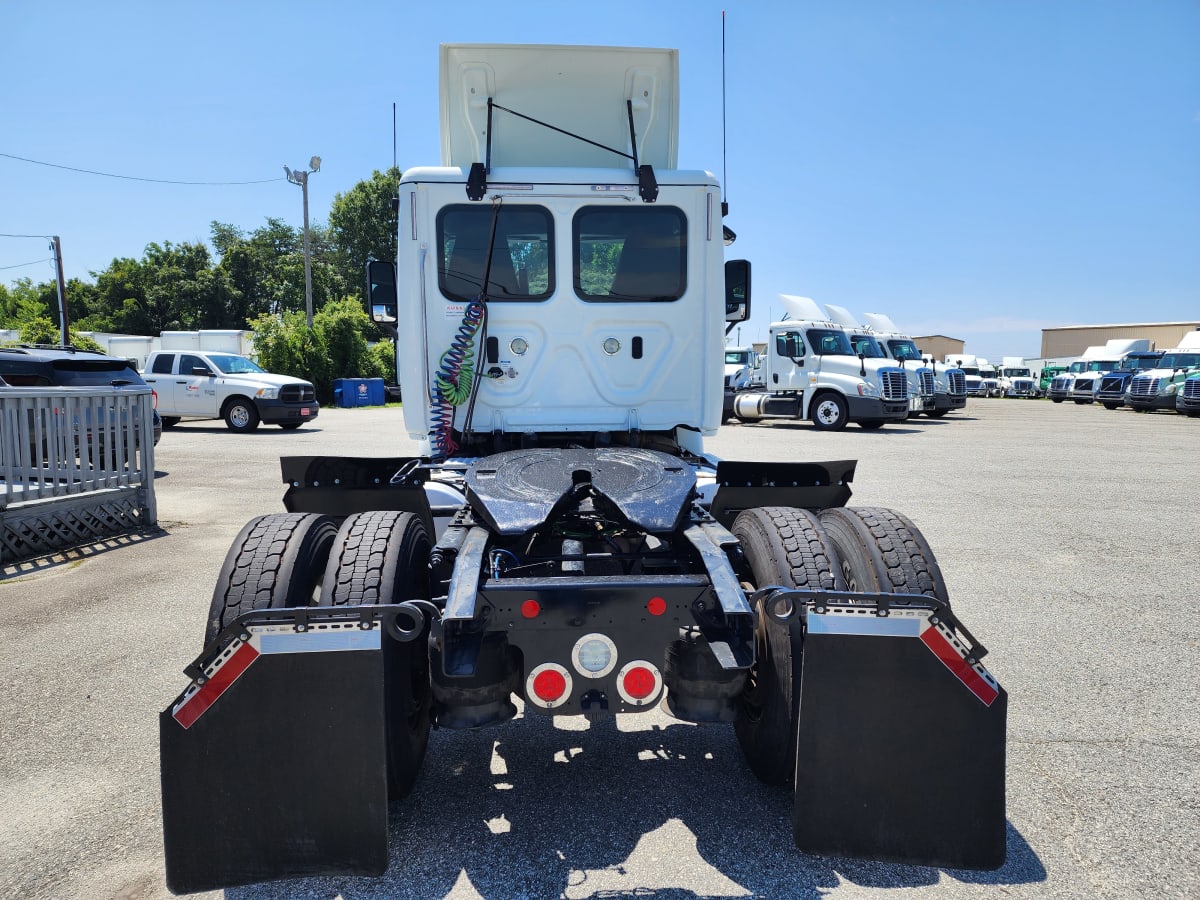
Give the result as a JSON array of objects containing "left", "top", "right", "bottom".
[
  {"left": 816, "top": 400, "right": 840, "bottom": 425},
  {"left": 230, "top": 406, "right": 250, "bottom": 428}
]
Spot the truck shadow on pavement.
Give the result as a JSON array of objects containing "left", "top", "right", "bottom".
[{"left": 228, "top": 712, "right": 1045, "bottom": 900}]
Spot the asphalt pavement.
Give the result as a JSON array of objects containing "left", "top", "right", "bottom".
[{"left": 1, "top": 399, "right": 1196, "bottom": 900}]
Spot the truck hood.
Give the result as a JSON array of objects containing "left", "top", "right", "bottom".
[{"left": 218, "top": 373, "right": 312, "bottom": 389}]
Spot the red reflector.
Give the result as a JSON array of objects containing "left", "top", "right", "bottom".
[
  {"left": 622, "top": 666, "right": 656, "bottom": 700},
  {"left": 647, "top": 596, "right": 667, "bottom": 616},
  {"left": 521, "top": 599, "right": 540, "bottom": 619},
  {"left": 532, "top": 668, "right": 567, "bottom": 702}
]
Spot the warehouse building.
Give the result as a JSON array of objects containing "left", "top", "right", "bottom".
[{"left": 1041, "top": 322, "right": 1200, "bottom": 358}]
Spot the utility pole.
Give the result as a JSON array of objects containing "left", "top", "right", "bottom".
[
  {"left": 51, "top": 235, "right": 70, "bottom": 345},
  {"left": 285, "top": 157, "right": 321, "bottom": 328}
]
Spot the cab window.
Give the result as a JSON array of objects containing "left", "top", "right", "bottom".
[
  {"left": 438, "top": 205, "right": 554, "bottom": 302},
  {"left": 807, "top": 329, "right": 854, "bottom": 356},
  {"left": 151, "top": 354, "right": 175, "bottom": 375},
  {"left": 574, "top": 206, "right": 686, "bottom": 302},
  {"left": 776, "top": 331, "right": 805, "bottom": 358}
]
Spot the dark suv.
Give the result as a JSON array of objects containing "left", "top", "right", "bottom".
[{"left": 0, "top": 345, "right": 163, "bottom": 448}]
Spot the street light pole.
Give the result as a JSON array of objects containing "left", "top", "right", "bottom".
[{"left": 285, "top": 156, "right": 321, "bottom": 328}]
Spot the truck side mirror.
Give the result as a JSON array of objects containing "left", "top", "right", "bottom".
[
  {"left": 724, "top": 259, "right": 751, "bottom": 323},
  {"left": 366, "top": 259, "right": 399, "bottom": 330}
]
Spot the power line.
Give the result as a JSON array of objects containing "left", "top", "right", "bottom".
[
  {"left": 0, "top": 257, "right": 52, "bottom": 271},
  {"left": 0, "top": 232, "right": 53, "bottom": 240},
  {"left": 0, "top": 152, "right": 284, "bottom": 185}
]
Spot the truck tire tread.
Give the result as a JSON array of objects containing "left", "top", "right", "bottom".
[
  {"left": 732, "top": 507, "right": 845, "bottom": 785},
  {"left": 206, "top": 512, "right": 339, "bottom": 645},
  {"left": 818, "top": 506, "right": 949, "bottom": 602}
]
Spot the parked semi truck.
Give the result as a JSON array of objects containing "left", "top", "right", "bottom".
[
  {"left": 827, "top": 308, "right": 938, "bottom": 418},
  {"left": 1094, "top": 350, "right": 1163, "bottom": 409},
  {"left": 860, "top": 312, "right": 966, "bottom": 417},
  {"left": 158, "top": 44, "right": 1006, "bottom": 894},
  {"left": 728, "top": 295, "right": 910, "bottom": 429},
  {"left": 996, "top": 357, "right": 1037, "bottom": 398},
  {"left": 721, "top": 345, "right": 757, "bottom": 420},
  {"left": 1067, "top": 339, "right": 1152, "bottom": 404},
  {"left": 1126, "top": 330, "right": 1200, "bottom": 413}
]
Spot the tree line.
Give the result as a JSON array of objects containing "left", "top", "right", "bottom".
[{"left": 0, "top": 168, "right": 401, "bottom": 401}]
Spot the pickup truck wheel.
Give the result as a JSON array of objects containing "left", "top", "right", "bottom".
[
  {"left": 810, "top": 392, "right": 848, "bottom": 431},
  {"left": 321, "top": 511, "right": 432, "bottom": 798},
  {"left": 223, "top": 398, "right": 260, "bottom": 432},
  {"left": 818, "top": 507, "right": 950, "bottom": 604},
  {"left": 278, "top": 422, "right": 303, "bottom": 430},
  {"left": 160, "top": 416, "right": 180, "bottom": 428},
  {"left": 732, "top": 507, "right": 845, "bottom": 785},
  {"left": 205, "top": 512, "right": 339, "bottom": 645}
]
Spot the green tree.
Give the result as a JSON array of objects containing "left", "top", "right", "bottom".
[{"left": 327, "top": 168, "right": 400, "bottom": 299}]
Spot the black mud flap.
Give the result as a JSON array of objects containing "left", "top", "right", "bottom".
[
  {"left": 160, "top": 612, "right": 389, "bottom": 894},
  {"left": 792, "top": 595, "right": 1007, "bottom": 870}
]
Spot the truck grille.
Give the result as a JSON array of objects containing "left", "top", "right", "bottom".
[
  {"left": 1128, "top": 375, "right": 1158, "bottom": 398},
  {"left": 918, "top": 370, "right": 935, "bottom": 397},
  {"left": 947, "top": 370, "right": 966, "bottom": 396},
  {"left": 880, "top": 369, "right": 908, "bottom": 401},
  {"left": 1099, "top": 374, "right": 1127, "bottom": 394},
  {"left": 280, "top": 384, "right": 316, "bottom": 403},
  {"left": 1050, "top": 376, "right": 1073, "bottom": 393},
  {"left": 1073, "top": 377, "right": 1096, "bottom": 393},
  {"left": 1183, "top": 378, "right": 1200, "bottom": 400}
]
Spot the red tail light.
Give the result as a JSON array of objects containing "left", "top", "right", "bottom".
[
  {"left": 617, "top": 661, "right": 662, "bottom": 706},
  {"left": 526, "top": 663, "right": 572, "bottom": 709}
]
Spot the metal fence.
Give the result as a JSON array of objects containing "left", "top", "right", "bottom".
[{"left": 0, "top": 387, "right": 157, "bottom": 563}]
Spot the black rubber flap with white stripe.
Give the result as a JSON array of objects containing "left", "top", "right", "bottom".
[
  {"left": 160, "top": 638, "right": 388, "bottom": 893},
  {"left": 793, "top": 615, "right": 1008, "bottom": 869}
]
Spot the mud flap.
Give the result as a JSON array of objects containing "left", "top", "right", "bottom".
[
  {"left": 792, "top": 595, "right": 1007, "bottom": 870},
  {"left": 160, "top": 613, "right": 389, "bottom": 894}
]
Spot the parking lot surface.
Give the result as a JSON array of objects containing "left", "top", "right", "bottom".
[{"left": 1, "top": 399, "right": 1196, "bottom": 900}]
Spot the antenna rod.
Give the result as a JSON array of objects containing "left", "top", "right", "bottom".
[
  {"left": 393, "top": 102, "right": 398, "bottom": 171},
  {"left": 721, "top": 10, "right": 728, "bottom": 214}
]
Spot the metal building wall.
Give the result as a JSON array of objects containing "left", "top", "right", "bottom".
[
  {"left": 1041, "top": 322, "right": 1200, "bottom": 358},
  {"left": 914, "top": 335, "right": 965, "bottom": 361}
]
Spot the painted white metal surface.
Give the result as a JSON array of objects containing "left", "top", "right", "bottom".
[{"left": 440, "top": 44, "right": 678, "bottom": 169}]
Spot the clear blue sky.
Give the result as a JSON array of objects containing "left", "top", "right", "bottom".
[{"left": 4, "top": 0, "right": 1197, "bottom": 360}]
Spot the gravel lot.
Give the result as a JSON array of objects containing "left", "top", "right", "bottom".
[{"left": 1, "top": 399, "right": 1196, "bottom": 900}]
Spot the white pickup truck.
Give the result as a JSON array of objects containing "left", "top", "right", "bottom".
[{"left": 143, "top": 350, "right": 319, "bottom": 432}]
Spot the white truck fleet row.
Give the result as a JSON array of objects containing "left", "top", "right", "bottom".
[{"left": 725, "top": 299, "right": 966, "bottom": 428}]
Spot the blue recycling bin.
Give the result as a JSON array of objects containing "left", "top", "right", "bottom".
[{"left": 333, "top": 378, "right": 386, "bottom": 407}]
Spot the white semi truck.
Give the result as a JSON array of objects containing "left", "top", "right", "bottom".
[
  {"left": 995, "top": 357, "right": 1037, "bottom": 398},
  {"left": 857, "top": 311, "right": 967, "bottom": 417},
  {"left": 728, "top": 295, "right": 910, "bottom": 430},
  {"left": 158, "top": 43, "right": 1006, "bottom": 893},
  {"left": 1067, "top": 339, "right": 1152, "bottom": 404},
  {"left": 1126, "top": 329, "right": 1200, "bottom": 412}
]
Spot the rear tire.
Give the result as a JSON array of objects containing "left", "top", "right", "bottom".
[
  {"left": 732, "top": 507, "right": 845, "bottom": 784},
  {"left": 321, "top": 511, "right": 432, "bottom": 799},
  {"left": 279, "top": 422, "right": 303, "bottom": 430},
  {"left": 818, "top": 507, "right": 949, "bottom": 603},
  {"left": 160, "top": 416, "right": 180, "bottom": 428},
  {"left": 858, "top": 419, "right": 885, "bottom": 430},
  {"left": 926, "top": 409, "right": 948, "bottom": 418},
  {"left": 206, "top": 512, "right": 339, "bottom": 645}
]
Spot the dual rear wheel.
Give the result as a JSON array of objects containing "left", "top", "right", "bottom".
[
  {"left": 207, "top": 510, "right": 432, "bottom": 798},
  {"left": 731, "top": 505, "right": 949, "bottom": 785}
]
